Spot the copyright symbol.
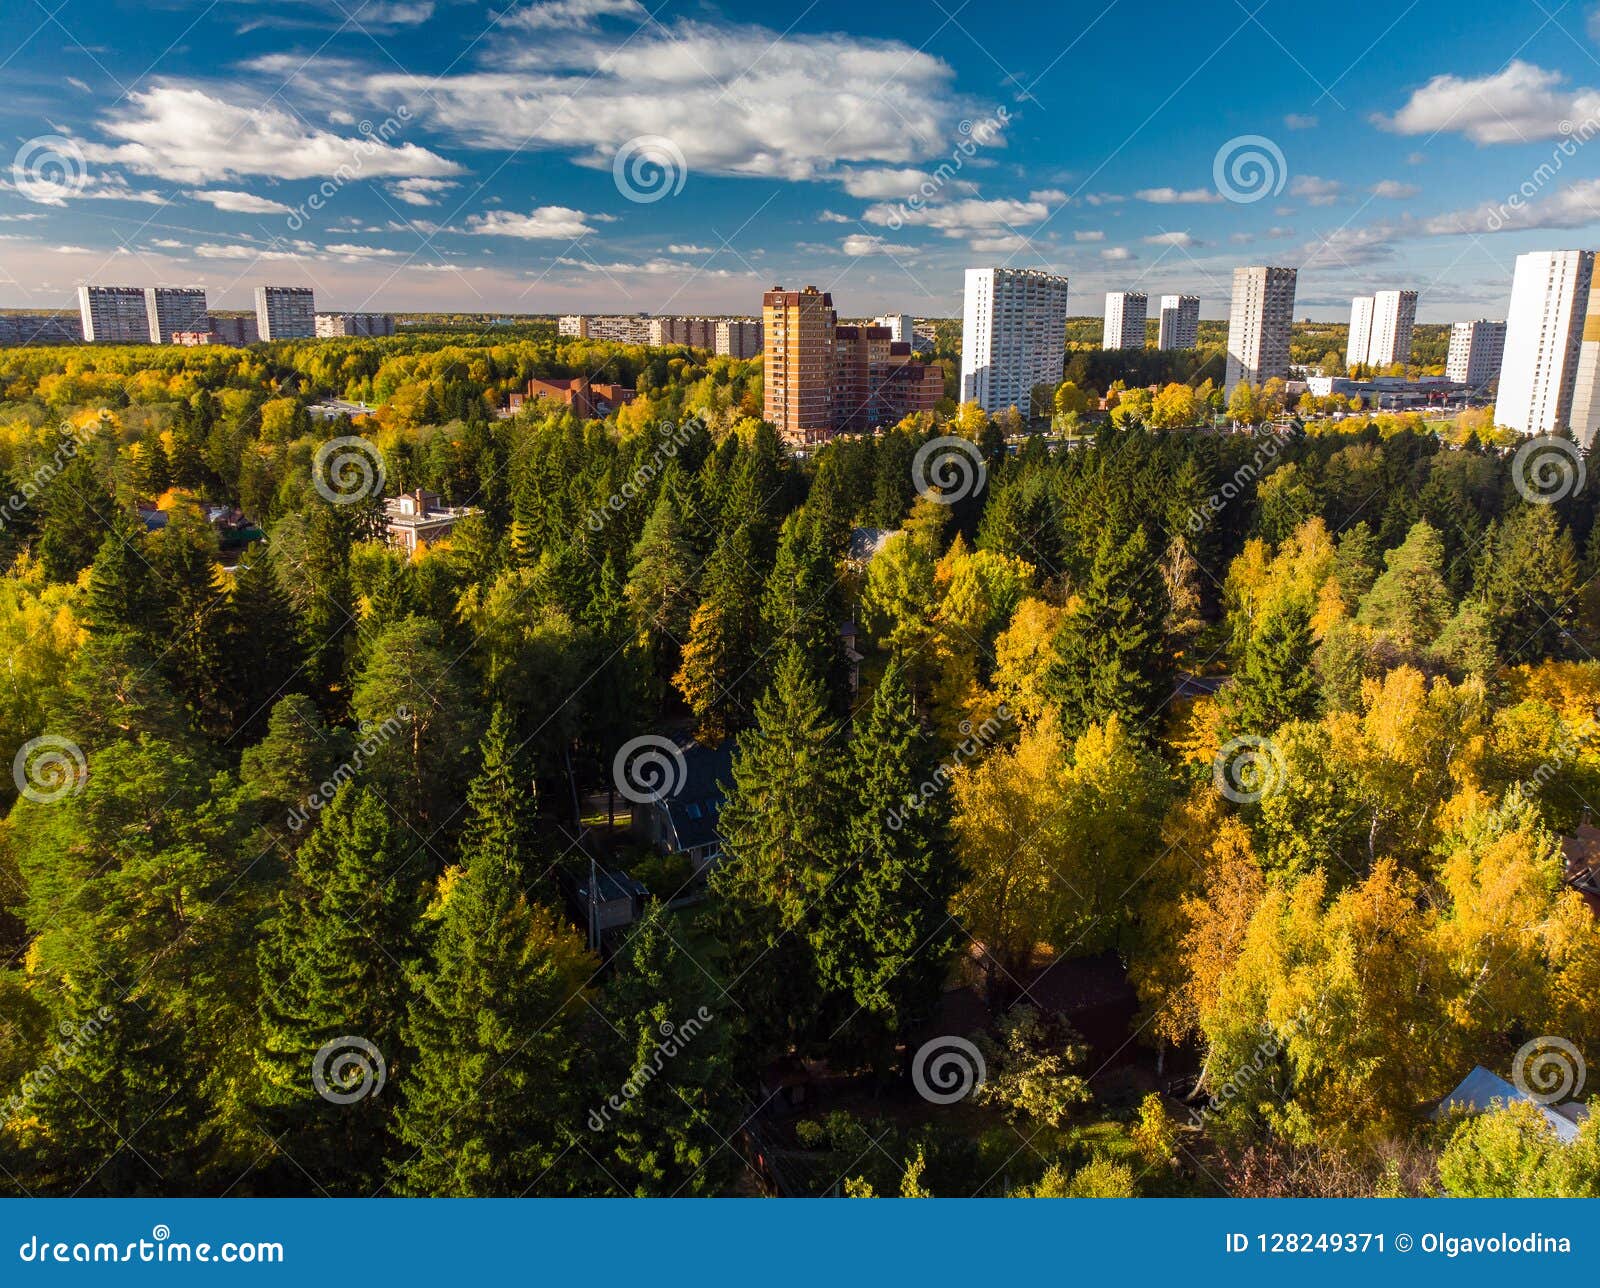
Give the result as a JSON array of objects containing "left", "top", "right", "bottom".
[{"left": 1394, "top": 1234, "right": 1412, "bottom": 1252}]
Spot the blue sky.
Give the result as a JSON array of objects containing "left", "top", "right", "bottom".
[{"left": 2, "top": 0, "right": 1600, "bottom": 320}]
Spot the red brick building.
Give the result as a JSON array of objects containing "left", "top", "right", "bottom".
[{"left": 507, "top": 376, "right": 637, "bottom": 419}]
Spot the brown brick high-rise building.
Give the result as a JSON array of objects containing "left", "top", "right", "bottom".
[
  {"left": 763, "top": 286, "right": 837, "bottom": 445},
  {"left": 763, "top": 287, "right": 943, "bottom": 445}
]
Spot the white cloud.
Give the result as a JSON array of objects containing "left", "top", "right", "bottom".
[
  {"left": 668, "top": 243, "right": 715, "bottom": 254},
  {"left": 325, "top": 242, "right": 402, "bottom": 257},
  {"left": 66, "top": 76, "right": 93, "bottom": 94},
  {"left": 862, "top": 195, "right": 1050, "bottom": 239},
  {"left": 1084, "top": 193, "right": 1125, "bottom": 205},
  {"left": 1073, "top": 229, "right": 1105, "bottom": 242},
  {"left": 1028, "top": 187, "right": 1067, "bottom": 203},
  {"left": 1422, "top": 178, "right": 1600, "bottom": 235},
  {"left": 836, "top": 167, "right": 938, "bottom": 199},
  {"left": 193, "top": 242, "right": 307, "bottom": 261},
  {"left": 464, "top": 206, "right": 606, "bottom": 239},
  {"left": 1301, "top": 222, "right": 1399, "bottom": 268},
  {"left": 506, "top": 0, "right": 644, "bottom": 30},
  {"left": 83, "top": 87, "right": 462, "bottom": 183},
  {"left": 359, "top": 1, "right": 434, "bottom": 26},
  {"left": 841, "top": 233, "right": 913, "bottom": 255},
  {"left": 817, "top": 210, "right": 853, "bottom": 224},
  {"left": 1101, "top": 246, "right": 1134, "bottom": 261},
  {"left": 357, "top": 22, "right": 970, "bottom": 185},
  {"left": 389, "top": 177, "right": 459, "bottom": 206},
  {"left": 1376, "top": 60, "right": 1600, "bottom": 144},
  {"left": 52, "top": 244, "right": 93, "bottom": 254},
  {"left": 1370, "top": 179, "right": 1419, "bottom": 199},
  {"left": 150, "top": 237, "right": 185, "bottom": 248},
  {"left": 1144, "top": 230, "right": 1200, "bottom": 247},
  {"left": 1284, "top": 113, "right": 1318, "bottom": 129},
  {"left": 188, "top": 188, "right": 293, "bottom": 214},
  {"left": 1290, "top": 175, "right": 1342, "bottom": 206},
  {"left": 555, "top": 255, "right": 739, "bottom": 278},
  {"left": 1135, "top": 186, "right": 1221, "bottom": 204},
  {"left": 967, "top": 234, "right": 1030, "bottom": 254}
]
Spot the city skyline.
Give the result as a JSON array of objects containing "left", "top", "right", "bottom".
[{"left": 2, "top": 0, "right": 1600, "bottom": 318}]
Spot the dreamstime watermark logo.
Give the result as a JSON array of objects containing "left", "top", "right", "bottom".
[
  {"left": 285, "top": 106, "right": 414, "bottom": 231},
  {"left": 1184, "top": 422, "right": 1299, "bottom": 534},
  {"left": 612, "top": 734, "right": 688, "bottom": 806},
  {"left": 881, "top": 107, "right": 1010, "bottom": 230},
  {"left": 1212, "top": 734, "right": 1287, "bottom": 804},
  {"left": 584, "top": 416, "right": 701, "bottom": 532},
  {"left": 3, "top": 1006, "right": 115, "bottom": 1120},
  {"left": 286, "top": 707, "right": 409, "bottom": 833},
  {"left": 911, "top": 1035, "right": 986, "bottom": 1105},
  {"left": 612, "top": 135, "right": 687, "bottom": 203},
  {"left": 312, "top": 434, "right": 387, "bottom": 505},
  {"left": 912, "top": 435, "right": 986, "bottom": 504},
  {"left": 312, "top": 1035, "right": 386, "bottom": 1104},
  {"left": 1511, "top": 1035, "right": 1586, "bottom": 1106},
  {"left": 587, "top": 1006, "right": 714, "bottom": 1131},
  {"left": 1213, "top": 134, "right": 1287, "bottom": 204},
  {"left": 886, "top": 705, "right": 1011, "bottom": 831},
  {"left": 13, "top": 735, "right": 87, "bottom": 805},
  {"left": 1511, "top": 435, "right": 1585, "bottom": 505},
  {"left": 1484, "top": 114, "right": 1600, "bottom": 232},
  {"left": 12, "top": 135, "right": 88, "bottom": 205},
  {"left": 0, "top": 419, "right": 98, "bottom": 533}
]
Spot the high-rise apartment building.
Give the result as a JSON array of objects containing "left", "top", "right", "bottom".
[
  {"left": 871, "top": 314, "right": 915, "bottom": 344},
  {"left": 0, "top": 313, "right": 83, "bottom": 345},
  {"left": 763, "top": 286, "right": 837, "bottom": 445},
  {"left": 315, "top": 312, "right": 396, "bottom": 338},
  {"left": 1225, "top": 266, "right": 1297, "bottom": 393},
  {"left": 715, "top": 319, "right": 762, "bottom": 359},
  {"left": 78, "top": 285, "right": 152, "bottom": 343},
  {"left": 144, "top": 287, "right": 208, "bottom": 344},
  {"left": 1346, "top": 296, "right": 1375, "bottom": 369},
  {"left": 1446, "top": 319, "right": 1507, "bottom": 387},
  {"left": 1157, "top": 294, "right": 1199, "bottom": 351},
  {"left": 1493, "top": 250, "right": 1595, "bottom": 435},
  {"left": 649, "top": 317, "right": 717, "bottom": 348},
  {"left": 959, "top": 267, "right": 1070, "bottom": 415},
  {"left": 558, "top": 315, "right": 589, "bottom": 339},
  {"left": 1102, "top": 291, "right": 1147, "bottom": 350},
  {"left": 1568, "top": 315, "right": 1600, "bottom": 448},
  {"left": 254, "top": 286, "right": 316, "bottom": 340},
  {"left": 1367, "top": 289, "right": 1418, "bottom": 368},
  {"left": 833, "top": 325, "right": 942, "bottom": 432}
]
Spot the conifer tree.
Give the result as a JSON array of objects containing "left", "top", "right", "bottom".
[
  {"left": 19, "top": 966, "right": 208, "bottom": 1196},
  {"left": 1223, "top": 595, "right": 1319, "bottom": 735},
  {"left": 674, "top": 523, "right": 763, "bottom": 743},
  {"left": 1048, "top": 525, "right": 1172, "bottom": 741},
  {"left": 819, "top": 660, "right": 957, "bottom": 1066},
  {"left": 596, "top": 903, "right": 738, "bottom": 1195},
  {"left": 389, "top": 849, "right": 595, "bottom": 1195},
  {"left": 254, "top": 784, "right": 423, "bottom": 1193}
]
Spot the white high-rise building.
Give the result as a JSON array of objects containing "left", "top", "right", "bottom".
[
  {"left": 871, "top": 313, "right": 915, "bottom": 344},
  {"left": 1225, "top": 266, "right": 1297, "bottom": 393},
  {"left": 1346, "top": 296, "right": 1375, "bottom": 369},
  {"left": 960, "top": 267, "right": 1070, "bottom": 415},
  {"left": 1568, "top": 316, "right": 1600, "bottom": 448},
  {"left": 144, "top": 287, "right": 208, "bottom": 344},
  {"left": 715, "top": 319, "right": 762, "bottom": 359},
  {"left": 255, "top": 285, "right": 316, "bottom": 340},
  {"left": 1157, "top": 294, "right": 1199, "bottom": 350},
  {"left": 1446, "top": 320, "right": 1507, "bottom": 387},
  {"left": 1102, "top": 291, "right": 1147, "bottom": 350},
  {"left": 1493, "top": 250, "right": 1595, "bottom": 436},
  {"left": 78, "top": 285, "right": 152, "bottom": 343},
  {"left": 1367, "top": 289, "right": 1418, "bottom": 368}
]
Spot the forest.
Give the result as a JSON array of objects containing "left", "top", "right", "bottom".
[{"left": 0, "top": 325, "right": 1597, "bottom": 1199}]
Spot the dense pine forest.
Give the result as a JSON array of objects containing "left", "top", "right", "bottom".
[{"left": 1, "top": 327, "right": 1598, "bottom": 1198}]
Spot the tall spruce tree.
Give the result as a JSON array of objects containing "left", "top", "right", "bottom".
[
  {"left": 1223, "top": 595, "right": 1319, "bottom": 735},
  {"left": 1048, "top": 525, "right": 1172, "bottom": 741},
  {"left": 254, "top": 784, "right": 423, "bottom": 1193},
  {"left": 595, "top": 903, "right": 738, "bottom": 1196},
  {"left": 819, "top": 660, "right": 958, "bottom": 1069}
]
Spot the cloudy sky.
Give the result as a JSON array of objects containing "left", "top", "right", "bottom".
[{"left": 2, "top": 0, "right": 1600, "bottom": 319}]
